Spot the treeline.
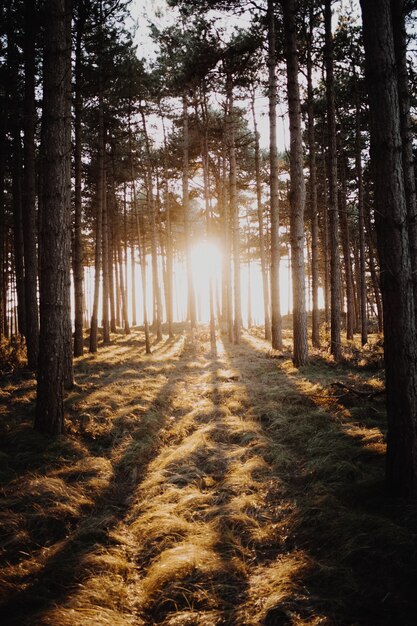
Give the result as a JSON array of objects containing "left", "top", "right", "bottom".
[{"left": 1, "top": 0, "right": 417, "bottom": 496}]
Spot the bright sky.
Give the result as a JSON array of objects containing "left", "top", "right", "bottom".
[{"left": 129, "top": 0, "right": 288, "bottom": 151}]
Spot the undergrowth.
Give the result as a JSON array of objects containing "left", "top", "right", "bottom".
[{"left": 0, "top": 325, "right": 416, "bottom": 626}]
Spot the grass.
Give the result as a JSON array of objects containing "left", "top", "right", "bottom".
[{"left": 0, "top": 325, "right": 417, "bottom": 625}]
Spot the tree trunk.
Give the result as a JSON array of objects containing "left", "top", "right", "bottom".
[
  {"left": 361, "top": 0, "right": 417, "bottom": 497},
  {"left": 101, "top": 167, "right": 110, "bottom": 343},
  {"left": 183, "top": 95, "right": 197, "bottom": 331},
  {"left": 160, "top": 107, "right": 174, "bottom": 338},
  {"left": 282, "top": 0, "right": 308, "bottom": 366},
  {"left": 112, "top": 184, "right": 130, "bottom": 334},
  {"left": 22, "top": 0, "right": 39, "bottom": 369},
  {"left": 268, "top": 0, "right": 282, "bottom": 351},
  {"left": 355, "top": 85, "right": 368, "bottom": 345},
  {"left": 306, "top": 10, "right": 320, "bottom": 348},
  {"left": 0, "top": 80, "right": 5, "bottom": 339},
  {"left": 221, "top": 141, "right": 233, "bottom": 341},
  {"left": 107, "top": 190, "right": 117, "bottom": 334},
  {"left": 364, "top": 182, "right": 383, "bottom": 332},
  {"left": 73, "top": 9, "right": 85, "bottom": 357},
  {"left": 339, "top": 157, "right": 355, "bottom": 340},
  {"left": 391, "top": 0, "right": 417, "bottom": 314},
  {"left": 324, "top": 0, "right": 341, "bottom": 360},
  {"left": 226, "top": 75, "right": 241, "bottom": 344},
  {"left": 89, "top": 105, "right": 104, "bottom": 353},
  {"left": 35, "top": 0, "right": 72, "bottom": 435},
  {"left": 12, "top": 130, "right": 26, "bottom": 339},
  {"left": 250, "top": 92, "right": 271, "bottom": 340},
  {"left": 135, "top": 196, "right": 151, "bottom": 354},
  {"left": 131, "top": 243, "right": 137, "bottom": 326}
]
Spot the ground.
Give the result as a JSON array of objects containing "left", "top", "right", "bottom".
[{"left": 0, "top": 326, "right": 417, "bottom": 625}]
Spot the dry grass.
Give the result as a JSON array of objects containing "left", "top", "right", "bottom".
[{"left": 1, "top": 325, "right": 417, "bottom": 625}]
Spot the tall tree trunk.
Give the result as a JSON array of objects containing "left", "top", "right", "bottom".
[
  {"left": 112, "top": 182, "right": 129, "bottom": 334},
  {"left": 355, "top": 85, "right": 368, "bottom": 345},
  {"left": 391, "top": 0, "right": 417, "bottom": 314},
  {"left": 160, "top": 107, "right": 174, "bottom": 338},
  {"left": 22, "top": 0, "right": 39, "bottom": 369},
  {"left": 135, "top": 194, "right": 151, "bottom": 354},
  {"left": 246, "top": 219, "right": 252, "bottom": 330},
  {"left": 250, "top": 92, "right": 271, "bottom": 340},
  {"left": 7, "top": 17, "right": 26, "bottom": 339},
  {"left": 268, "top": 0, "right": 282, "bottom": 350},
  {"left": 221, "top": 142, "right": 233, "bottom": 341},
  {"left": 364, "top": 183, "right": 383, "bottom": 332},
  {"left": 140, "top": 107, "right": 162, "bottom": 341},
  {"left": 130, "top": 242, "right": 137, "bottom": 326},
  {"left": 12, "top": 131, "right": 26, "bottom": 338},
  {"left": 35, "top": 0, "right": 72, "bottom": 435},
  {"left": 150, "top": 194, "right": 162, "bottom": 340},
  {"left": 101, "top": 167, "right": 110, "bottom": 343},
  {"left": 339, "top": 157, "right": 355, "bottom": 340},
  {"left": 183, "top": 95, "right": 197, "bottom": 331},
  {"left": 282, "top": 0, "right": 308, "bottom": 366},
  {"left": 306, "top": 11, "right": 320, "bottom": 348},
  {"left": 325, "top": 0, "right": 341, "bottom": 360},
  {"left": 0, "top": 79, "right": 5, "bottom": 339},
  {"left": 226, "top": 75, "right": 241, "bottom": 344},
  {"left": 361, "top": 0, "right": 417, "bottom": 497},
  {"left": 200, "top": 92, "right": 216, "bottom": 344},
  {"left": 89, "top": 105, "right": 104, "bottom": 353},
  {"left": 73, "top": 9, "right": 85, "bottom": 357}
]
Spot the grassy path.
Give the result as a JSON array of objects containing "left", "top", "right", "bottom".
[{"left": 1, "top": 330, "right": 417, "bottom": 625}]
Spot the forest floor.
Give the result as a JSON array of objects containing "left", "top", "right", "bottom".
[{"left": 1, "top": 324, "right": 417, "bottom": 626}]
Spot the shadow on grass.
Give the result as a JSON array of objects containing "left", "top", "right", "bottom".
[
  {"left": 0, "top": 333, "right": 197, "bottom": 625},
  {"left": 132, "top": 342, "right": 256, "bottom": 625},
  {"left": 220, "top": 334, "right": 417, "bottom": 626}
]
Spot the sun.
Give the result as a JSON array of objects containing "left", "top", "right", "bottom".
[{"left": 190, "top": 240, "right": 222, "bottom": 323}]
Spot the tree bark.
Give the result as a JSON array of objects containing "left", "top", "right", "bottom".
[
  {"left": 391, "top": 0, "right": 417, "bottom": 314},
  {"left": 22, "top": 0, "right": 39, "bottom": 369},
  {"left": 89, "top": 106, "right": 104, "bottom": 353},
  {"left": 35, "top": 0, "right": 72, "bottom": 435},
  {"left": 226, "top": 75, "right": 241, "bottom": 344},
  {"left": 306, "top": 10, "right": 320, "bottom": 348},
  {"left": 361, "top": 0, "right": 417, "bottom": 497},
  {"left": 183, "top": 95, "right": 197, "bottom": 332},
  {"left": 268, "top": 0, "right": 282, "bottom": 350},
  {"left": 250, "top": 92, "right": 271, "bottom": 340},
  {"left": 282, "top": 0, "right": 308, "bottom": 366},
  {"left": 325, "top": 0, "right": 341, "bottom": 360},
  {"left": 354, "top": 84, "right": 368, "bottom": 345},
  {"left": 101, "top": 166, "right": 110, "bottom": 343},
  {"left": 73, "top": 7, "right": 85, "bottom": 357},
  {"left": 339, "top": 156, "right": 355, "bottom": 340}
]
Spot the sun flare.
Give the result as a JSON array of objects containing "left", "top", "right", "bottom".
[{"left": 191, "top": 240, "right": 222, "bottom": 323}]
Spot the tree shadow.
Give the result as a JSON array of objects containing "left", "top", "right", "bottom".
[
  {"left": 0, "top": 335, "right": 200, "bottom": 625},
  {"left": 218, "top": 334, "right": 417, "bottom": 626}
]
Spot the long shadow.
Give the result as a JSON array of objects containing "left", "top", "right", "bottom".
[
  {"left": 221, "top": 334, "right": 417, "bottom": 626},
  {"left": 136, "top": 340, "right": 258, "bottom": 625},
  {"left": 0, "top": 336, "right": 202, "bottom": 625}
]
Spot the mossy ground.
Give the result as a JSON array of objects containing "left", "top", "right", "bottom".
[{"left": 1, "top": 325, "right": 416, "bottom": 625}]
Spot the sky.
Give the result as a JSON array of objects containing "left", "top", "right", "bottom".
[{"left": 129, "top": 0, "right": 289, "bottom": 151}]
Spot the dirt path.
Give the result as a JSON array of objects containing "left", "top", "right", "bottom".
[{"left": 1, "top": 330, "right": 416, "bottom": 626}]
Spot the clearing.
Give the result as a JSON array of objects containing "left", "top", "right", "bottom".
[{"left": 1, "top": 327, "right": 416, "bottom": 625}]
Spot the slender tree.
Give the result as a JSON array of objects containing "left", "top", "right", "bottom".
[
  {"left": 268, "top": 0, "right": 282, "bottom": 351},
  {"left": 324, "top": 0, "right": 341, "bottom": 360},
  {"left": 282, "top": 0, "right": 308, "bottom": 366},
  {"left": 35, "top": 0, "right": 72, "bottom": 435}
]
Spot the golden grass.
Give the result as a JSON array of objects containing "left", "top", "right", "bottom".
[{"left": 1, "top": 325, "right": 417, "bottom": 626}]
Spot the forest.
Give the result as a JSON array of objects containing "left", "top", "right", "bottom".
[{"left": 1, "top": 0, "right": 417, "bottom": 624}]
